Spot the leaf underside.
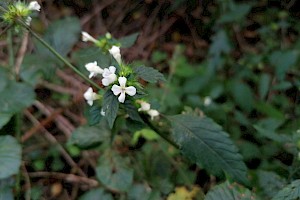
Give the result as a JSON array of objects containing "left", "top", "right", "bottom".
[
  {"left": 102, "top": 90, "right": 119, "bottom": 129},
  {"left": 133, "top": 66, "right": 166, "bottom": 83},
  {"left": 272, "top": 180, "right": 300, "bottom": 200}
]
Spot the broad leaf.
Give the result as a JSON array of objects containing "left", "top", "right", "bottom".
[
  {"left": 79, "top": 188, "right": 113, "bottom": 200},
  {"left": 0, "top": 114, "right": 13, "bottom": 129},
  {"left": 205, "top": 181, "right": 256, "bottom": 200},
  {"left": 96, "top": 150, "right": 133, "bottom": 192},
  {"left": 102, "top": 90, "right": 119, "bottom": 128},
  {"left": 134, "top": 66, "right": 166, "bottom": 83},
  {"left": 68, "top": 126, "right": 110, "bottom": 149},
  {"left": 0, "top": 82, "right": 35, "bottom": 114},
  {"left": 0, "top": 136, "right": 22, "bottom": 179},
  {"left": 218, "top": 4, "right": 251, "bottom": 24},
  {"left": 124, "top": 101, "right": 144, "bottom": 123},
  {"left": 229, "top": 80, "right": 254, "bottom": 112},
  {"left": 35, "top": 17, "right": 81, "bottom": 58},
  {"left": 118, "top": 32, "right": 139, "bottom": 48},
  {"left": 0, "top": 178, "right": 14, "bottom": 200},
  {"left": 272, "top": 180, "right": 300, "bottom": 200},
  {"left": 169, "top": 115, "right": 248, "bottom": 185},
  {"left": 257, "top": 171, "right": 286, "bottom": 199},
  {"left": 85, "top": 104, "right": 103, "bottom": 126}
]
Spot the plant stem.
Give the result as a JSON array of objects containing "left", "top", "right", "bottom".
[
  {"left": 8, "top": 28, "right": 22, "bottom": 199},
  {"left": 22, "top": 23, "right": 102, "bottom": 90},
  {"left": 142, "top": 115, "right": 179, "bottom": 149}
]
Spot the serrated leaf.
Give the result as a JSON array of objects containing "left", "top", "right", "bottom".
[
  {"left": 96, "top": 150, "right": 133, "bottom": 192},
  {"left": 168, "top": 115, "right": 248, "bottom": 185},
  {"left": 257, "top": 171, "right": 286, "bottom": 199},
  {"left": 68, "top": 126, "right": 110, "bottom": 148},
  {"left": 118, "top": 32, "right": 139, "bottom": 48},
  {"left": 205, "top": 181, "right": 256, "bottom": 200},
  {"left": 102, "top": 90, "right": 119, "bottom": 128},
  {"left": 134, "top": 66, "right": 166, "bottom": 83},
  {"left": 35, "top": 17, "right": 81, "bottom": 58},
  {"left": 0, "top": 82, "right": 35, "bottom": 114},
  {"left": 0, "top": 136, "right": 22, "bottom": 179},
  {"left": 79, "top": 188, "right": 113, "bottom": 200},
  {"left": 272, "top": 180, "right": 300, "bottom": 200}
]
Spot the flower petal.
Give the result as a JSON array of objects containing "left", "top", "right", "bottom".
[
  {"left": 111, "top": 85, "right": 122, "bottom": 95},
  {"left": 87, "top": 100, "right": 93, "bottom": 106},
  {"left": 108, "top": 66, "right": 116, "bottom": 74},
  {"left": 125, "top": 86, "right": 136, "bottom": 96},
  {"left": 118, "top": 92, "right": 126, "bottom": 103},
  {"left": 118, "top": 77, "right": 127, "bottom": 87}
]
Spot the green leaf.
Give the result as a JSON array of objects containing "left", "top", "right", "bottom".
[
  {"left": 254, "top": 125, "right": 291, "bottom": 144},
  {"left": 255, "top": 101, "right": 285, "bottom": 120},
  {"left": 168, "top": 115, "right": 248, "bottom": 185},
  {"left": 218, "top": 4, "right": 251, "bottom": 24},
  {"left": 229, "top": 81, "right": 254, "bottom": 112},
  {"left": 259, "top": 73, "right": 271, "bottom": 100},
  {"left": 0, "top": 82, "right": 35, "bottom": 114},
  {"left": 257, "top": 171, "right": 286, "bottom": 199},
  {"left": 79, "top": 188, "right": 113, "bottom": 200},
  {"left": 0, "top": 67, "right": 9, "bottom": 92},
  {"left": 102, "top": 90, "right": 119, "bottom": 128},
  {"left": 0, "top": 178, "right": 14, "bottom": 200},
  {"left": 209, "top": 30, "right": 231, "bottom": 57},
  {"left": 118, "top": 32, "right": 139, "bottom": 48},
  {"left": 134, "top": 66, "right": 166, "bottom": 83},
  {"left": 35, "top": 17, "right": 81, "bottom": 57},
  {"left": 124, "top": 101, "right": 144, "bottom": 123},
  {"left": 269, "top": 50, "right": 298, "bottom": 80},
  {"left": 132, "top": 128, "right": 159, "bottom": 145},
  {"left": 96, "top": 150, "right": 133, "bottom": 192},
  {"left": 0, "top": 114, "right": 13, "bottom": 129},
  {"left": 85, "top": 104, "right": 103, "bottom": 126},
  {"left": 68, "top": 126, "right": 110, "bottom": 148},
  {"left": 0, "top": 136, "right": 22, "bottom": 179},
  {"left": 272, "top": 180, "right": 300, "bottom": 200},
  {"left": 205, "top": 181, "right": 256, "bottom": 200}
]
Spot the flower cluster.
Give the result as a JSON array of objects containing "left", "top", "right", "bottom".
[
  {"left": 82, "top": 33, "right": 137, "bottom": 105},
  {"left": 137, "top": 100, "right": 159, "bottom": 120},
  {"left": 2, "top": 1, "right": 41, "bottom": 26}
]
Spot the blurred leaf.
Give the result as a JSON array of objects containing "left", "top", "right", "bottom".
[
  {"left": 102, "top": 90, "right": 119, "bottom": 128},
  {"left": 272, "top": 180, "right": 300, "bottom": 200},
  {"left": 128, "top": 184, "right": 153, "bottom": 200},
  {"left": 238, "top": 141, "right": 261, "bottom": 160},
  {"left": 255, "top": 101, "right": 285, "bottom": 120},
  {"left": 151, "top": 51, "right": 167, "bottom": 63},
  {"left": 209, "top": 29, "right": 231, "bottom": 59},
  {"left": 96, "top": 151, "right": 133, "bottom": 192},
  {"left": 0, "top": 67, "right": 9, "bottom": 92},
  {"left": 205, "top": 181, "right": 257, "bottom": 200},
  {"left": 134, "top": 66, "right": 166, "bottom": 83},
  {"left": 118, "top": 32, "right": 139, "bottom": 48},
  {"left": 132, "top": 129, "right": 159, "bottom": 145},
  {"left": 269, "top": 50, "right": 298, "bottom": 80},
  {"left": 79, "top": 188, "right": 113, "bottom": 200},
  {"left": 254, "top": 125, "right": 291, "bottom": 143},
  {"left": 257, "top": 171, "right": 286, "bottom": 199},
  {"left": 0, "top": 135, "right": 21, "bottom": 179},
  {"left": 35, "top": 17, "right": 81, "bottom": 57},
  {"left": 169, "top": 115, "right": 248, "bottom": 185},
  {"left": 0, "top": 178, "right": 14, "bottom": 200},
  {"left": 229, "top": 80, "right": 254, "bottom": 112},
  {"left": 0, "top": 114, "right": 13, "bottom": 129},
  {"left": 71, "top": 47, "right": 111, "bottom": 73},
  {"left": 218, "top": 4, "right": 251, "bottom": 24},
  {"left": 68, "top": 126, "right": 110, "bottom": 148},
  {"left": 0, "top": 82, "right": 35, "bottom": 114},
  {"left": 173, "top": 56, "right": 196, "bottom": 78},
  {"left": 259, "top": 73, "right": 271, "bottom": 100}
]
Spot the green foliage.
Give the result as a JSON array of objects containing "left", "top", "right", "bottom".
[
  {"left": 133, "top": 66, "right": 166, "bottom": 83},
  {"left": 272, "top": 180, "right": 300, "bottom": 200},
  {"left": 205, "top": 181, "right": 257, "bottom": 200},
  {"left": 169, "top": 115, "right": 248, "bottom": 185},
  {"left": 0, "top": 136, "right": 21, "bottom": 179},
  {"left": 79, "top": 188, "right": 113, "bottom": 200},
  {"left": 118, "top": 32, "right": 139, "bottom": 48},
  {"left": 102, "top": 90, "right": 119, "bottom": 128}
]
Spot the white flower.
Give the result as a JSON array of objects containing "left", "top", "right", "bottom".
[
  {"left": 102, "top": 66, "right": 117, "bottom": 86},
  {"left": 81, "top": 31, "right": 98, "bottom": 43},
  {"left": 109, "top": 45, "right": 121, "bottom": 65},
  {"left": 100, "top": 109, "right": 105, "bottom": 116},
  {"left": 83, "top": 87, "right": 99, "bottom": 106},
  {"left": 25, "top": 16, "right": 32, "bottom": 25},
  {"left": 28, "top": 1, "right": 41, "bottom": 11},
  {"left": 147, "top": 109, "right": 159, "bottom": 120},
  {"left": 138, "top": 101, "right": 151, "bottom": 112},
  {"left": 85, "top": 61, "right": 103, "bottom": 78},
  {"left": 111, "top": 77, "right": 136, "bottom": 103},
  {"left": 203, "top": 96, "right": 212, "bottom": 107}
]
